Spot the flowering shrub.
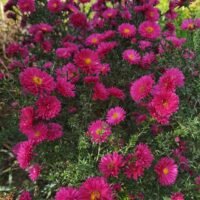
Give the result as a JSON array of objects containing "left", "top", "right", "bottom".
[{"left": 2, "top": 0, "right": 200, "bottom": 199}]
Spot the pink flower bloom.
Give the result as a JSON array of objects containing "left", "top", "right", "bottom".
[
  {"left": 69, "top": 12, "right": 88, "bottom": 28},
  {"left": 153, "top": 68, "right": 185, "bottom": 94},
  {"left": 17, "top": 0, "right": 35, "bottom": 13},
  {"left": 47, "top": 123, "right": 63, "bottom": 141},
  {"left": 166, "top": 36, "right": 186, "bottom": 48},
  {"left": 97, "top": 41, "right": 117, "bottom": 58},
  {"left": 86, "top": 33, "right": 102, "bottom": 46},
  {"left": 130, "top": 75, "right": 154, "bottom": 102},
  {"left": 92, "top": 82, "right": 109, "bottom": 101},
  {"left": 19, "top": 67, "right": 55, "bottom": 95},
  {"left": 108, "top": 87, "right": 125, "bottom": 100},
  {"left": 106, "top": 106, "right": 126, "bottom": 126},
  {"left": 181, "top": 19, "right": 195, "bottom": 30},
  {"left": 36, "top": 95, "right": 61, "bottom": 120},
  {"left": 145, "top": 7, "right": 160, "bottom": 21},
  {"left": 125, "top": 143, "right": 154, "bottom": 180},
  {"left": 56, "top": 78, "right": 76, "bottom": 98},
  {"left": 99, "top": 152, "right": 124, "bottom": 178},
  {"left": 47, "top": 0, "right": 62, "bottom": 13},
  {"left": 118, "top": 23, "right": 136, "bottom": 38},
  {"left": 138, "top": 21, "right": 161, "bottom": 39},
  {"left": 171, "top": 192, "right": 184, "bottom": 200},
  {"left": 84, "top": 76, "right": 100, "bottom": 84},
  {"left": 149, "top": 92, "right": 179, "bottom": 118},
  {"left": 16, "top": 141, "right": 34, "bottom": 169},
  {"left": 56, "top": 48, "right": 72, "bottom": 59},
  {"left": 102, "top": 8, "right": 118, "bottom": 19},
  {"left": 100, "top": 30, "right": 116, "bottom": 40},
  {"left": 55, "top": 187, "right": 79, "bottom": 200},
  {"left": 19, "top": 191, "right": 32, "bottom": 200},
  {"left": 79, "top": 177, "right": 113, "bottom": 200},
  {"left": 28, "top": 164, "right": 41, "bottom": 181},
  {"left": 122, "top": 49, "right": 141, "bottom": 65},
  {"left": 154, "top": 157, "right": 178, "bottom": 186},
  {"left": 19, "top": 106, "right": 35, "bottom": 135},
  {"left": 135, "top": 143, "right": 154, "bottom": 169},
  {"left": 138, "top": 40, "right": 152, "bottom": 50},
  {"left": 74, "top": 49, "right": 100, "bottom": 74},
  {"left": 88, "top": 120, "right": 112, "bottom": 143},
  {"left": 27, "top": 123, "right": 48, "bottom": 143}
]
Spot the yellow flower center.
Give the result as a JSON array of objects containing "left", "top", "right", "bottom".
[
  {"left": 146, "top": 26, "right": 154, "bottom": 34},
  {"left": 35, "top": 131, "right": 41, "bottom": 137},
  {"left": 188, "top": 23, "right": 194, "bottom": 30},
  {"left": 92, "top": 38, "right": 98, "bottom": 44},
  {"left": 128, "top": 54, "right": 134, "bottom": 61},
  {"left": 163, "top": 167, "right": 169, "bottom": 175},
  {"left": 32, "top": 76, "right": 43, "bottom": 85},
  {"left": 84, "top": 58, "right": 92, "bottom": 65},
  {"left": 112, "top": 112, "right": 119, "bottom": 120},
  {"left": 124, "top": 28, "right": 130, "bottom": 34},
  {"left": 162, "top": 100, "right": 169, "bottom": 108},
  {"left": 96, "top": 128, "right": 104, "bottom": 135},
  {"left": 90, "top": 191, "right": 101, "bottom": 200},
  {"left": 53, "top": 3, "right": 58, "bottom": 8}
]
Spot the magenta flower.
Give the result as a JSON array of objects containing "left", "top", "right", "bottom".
[
  {"left": 99, "top": 152, "right": 124, "bottom": 178},
  {"left": 123, "top": 49, "right": 141, "bottom": 65},
  {"left": 106, "top": 106, "right": 126, "bottom": 126},
  {"left": 28, "top": 164, "right": 41, "bottom": 182},
  {"left": 55, "top": 187, "right": 79, "bottom": 200},
  {"left": 154, "top": 157, "right": 178, "bottom": 186},
  {"left": 79, "top": 177, "right": 113, "bottom": 200},
  {"left": 19, "top": 191, "right": 32, "bottom": 200},
  {"left": 171, "top": 192, "right": 185, "bottom": 200},
  {"left": 17, "top": 0, "right": 35, "bottom": 13},
  {"left": 47, "top": 123, "right": 63, "bottom": 141},
  {"left": 130, "top": 75, "right": 154, "bottom": 102},
  {"left": 36, "top": 95, "right": 61, "bottom": 120},
  {"left": 138, "top": 21, "right": 161, "bottom": 39},
  {"left": 19, "top": 67, "right": 55, "bottom": 95},
  {"left": 88, "top": 120, "right": 112, "bottom": 143},
  {"left": 118, "top": 23, "right": 136, "bottom": 38}
]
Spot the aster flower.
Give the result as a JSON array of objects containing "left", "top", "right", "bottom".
[
  {"left": 97, "top": 41, "right": 118, "bottom": 58},
  {"left": 99, "top": 152, "right": 124, "bottom": 178},
  {"left": 138, "top": 21, "right": 161, "bottom": 39},
  {"left": 181, "top": 19, "right": 195, "bottom": 30},
  {"left": 166, "top": 36, "right": 186, "bottom": 48},
  {"left": 84, "top": 76, "right": 100, "bottom": 84},
  {"left": 145, "top": 7, "right": 160, "bottom": 21},
  {"left": 149, "top": 92, "right": 179, "bottom": 118},
  {"left": 122, "top": 49, "right": 141, "bottom": 65},
  {"left": 88, "top": 120, "right": 112, "bottom": 143},
  {"left": 36, "top": 95, "right": 61, "bottom": 120},
  {"left": 55, "top": 187, "right": 79, "bottom": 200},
  {"left": 79, "top": 177, "right": 113, "bottom": 200},
  {"left": 106, "top": 106, "right": 126, "bottom": 126},
  {"left": 134, "top": 143, "right": 154, "bottom": 169},
  {"left": 27, "top": 123, "right": 48, "bottom": 143},
  {"left": 102, "top": 8, "right": 118, "bottom": 19},
  {"left": 154, "top": 157, "right": 178, "bottom": 186},
  {"left": 85, "top": 33, "right": 102, "bottom": 46},
  {"left": 74, "top": 49, "right": 100, "bottom": 74},
  {"left": 130, "top": 75, "right": 154, "bottom": 102},
  {"left": 19, "top": 191, "right": 32, "bottom": 200},
  {"left": 124, "top": 143, "right": 154, "bottom": 180},
  {"left": 28, "top": 164, "right": 41, "bottom": 182},
  {"left": 17, "top": 0, "right": 35, "bottom": 13},
  {"left": 56, "top": 78, "right": 76, "bottom": 98},
  {"left": 47, "top": 123, "right": 63, "bottom": 141},
  {"left": 138, "top": 40, "right": 152, "bottom": 50},
  {"left": 19, "top": 106, "right": 35, "bottom": 135},
  {"left": 19, "top": 67, "right": 55, "bottom": 95},
  {"left": 47, "top": 0, "right": 63, "bottom": 13},
  {"left": 118, "top": 23, "right": 136, "bottom": 38},
  {"left": 16, "top": 141, "right": 34, "bottom": 169},
  {"left": 56, "top": 48, "right": 72, "bottom": 59},
  {"left": 92, "top": 82, "right": 109, "bottom": 101},
  {"left": 108, "top": 87, "right": 125, "bottom": 100},
  {"left": 69, "top": 12, "right": 88, "bottom": 29},
  {"left": 171, "top": 192, "right": 185, "bottom": 200}
]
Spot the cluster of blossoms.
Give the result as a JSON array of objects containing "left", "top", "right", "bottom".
[{"left": 3, "top": 0, "right": 200, "bottom": 199}]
